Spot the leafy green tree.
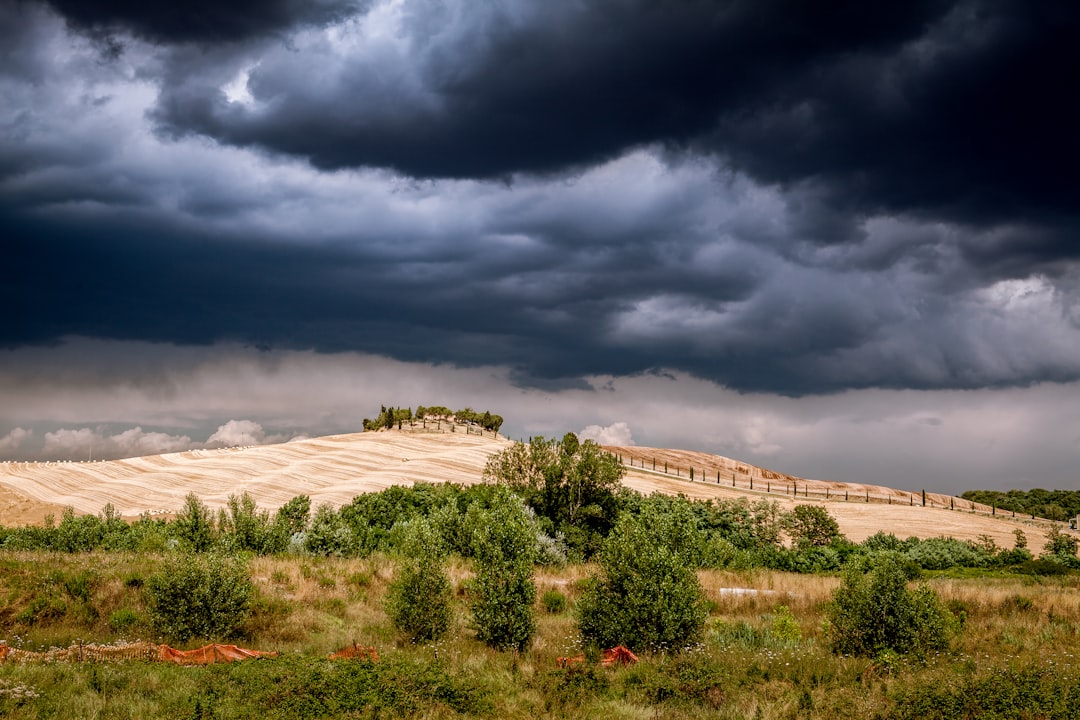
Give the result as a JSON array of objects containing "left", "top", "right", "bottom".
[
  {"left": 826, "top": 553, "right": 957, "bottom": 657},
  {"left": 468, "top": 488, "right": 538, "bottom": 651},
  {"left": 219, "top": 492, "right": 274, "bottom": 553},
  {"left": 484, "top": 433, "right": 625, "bottom": 558},
  {"left": 55, "top": 506, "right": 106, "bottom": 552},
  {"left": 171, "top": 492, "right": 217, "bottom": 552},
  {"left": 576, "top": 502, "right": 707, "bottom": 653},
  {"left": 305, "top": 504, "right": 357, "bottom": 556},
  {"left": 276, "top": 495, "right": 311, "bottom": 535},
  {"left": 1042, "top": 525, "right": 1079, "bottom": 559},
  {"left": 386, "top": 519, "right": 454, "bottom": 643},
  {"left": 783, "top": 505, "right": 843, "bottom": 548}
]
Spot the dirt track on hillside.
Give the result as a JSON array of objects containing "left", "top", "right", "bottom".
[{"left": 0, "top": 431, "right": 1065, "bottom": 549}]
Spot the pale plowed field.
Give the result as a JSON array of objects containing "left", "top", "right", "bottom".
[{"left": 0, "top": 431, "right": 1063, "bottom": 549}]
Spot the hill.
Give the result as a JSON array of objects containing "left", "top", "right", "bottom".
[{"left": 0, "top": 429, "right": 1063, "bottom": 549}]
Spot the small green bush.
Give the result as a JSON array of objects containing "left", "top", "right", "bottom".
[
  {"left": 468, "top": 488, "right": 538, "bottom": 652},
  {"left": 1016, "top": 557, "right": 1072, "bottom": 576},
  {"left": 769, "top": 605, "right": 802, "bottom": 644},
  {"left": 542, "top": 589, "right": 568, "bottom": 614},
  {"left": 146, "top": 552, "right": 254, "bottom": 642},
  {"left": 576, "top": 502, "right": 707, "bottom": 653},
  {"left": 386, "top": 520, "right": 454, "bottom": 643},
  {"left": 826, "top": 552, "right": 957, "bottom": 657},
  {"left": 108, "top": 608, "right": 140, "bottom": 633}
]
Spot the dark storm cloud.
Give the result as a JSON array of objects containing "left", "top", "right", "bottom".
[
  {"left": 4, "top": 0, "right": 1080, "bottom": 397},
  {"left": 146, "top": 0, "right": 1080, "bottom": 248},
  {"left": 152, "top": 0, "right": 952, "bottom": 179},
  {"left": 42, "top": 0, "right": 363, "bottom": 43}
]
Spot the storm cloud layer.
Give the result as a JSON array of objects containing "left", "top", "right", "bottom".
[{"left": 2, "top": 1, "right": 1080, "bottom": 486}]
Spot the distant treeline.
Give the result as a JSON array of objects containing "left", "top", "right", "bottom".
[
  {"left": 960, "top": 489, "right": 1080, "bottom": 522},
  {"left": 361, "top": 405, "right": 504, "bottom": 433}
]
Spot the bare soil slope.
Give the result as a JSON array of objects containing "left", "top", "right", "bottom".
[{"left": 0, "top": 431, "right": 1062, "bottom": 549}]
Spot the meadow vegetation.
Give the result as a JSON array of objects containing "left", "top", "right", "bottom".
[{"left": 2, "top": 433, "right": 1079, "bottom": 717}]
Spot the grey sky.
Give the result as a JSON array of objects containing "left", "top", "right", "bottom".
[{"left": 2, "top": 0, "right": 1078, "bottom": 493}]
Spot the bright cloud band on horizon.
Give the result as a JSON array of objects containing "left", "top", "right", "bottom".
[{"left": 1, "top": 339, "right": 1078, "bottom": 495}]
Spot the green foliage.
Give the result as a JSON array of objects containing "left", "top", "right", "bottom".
[
  {"left": 386, "top": 519, "right": 453, "bottom": 643},
  {"left": 171, "top": 492, "right": 218, "bottom": 552},
  {"left": 577, "top": 502, "right": 707, "bottom": 653},
  {"left": 55, "top": 507, "right": 106, "bottom": 552},
  {"left": 782, "top": 504, "right": 843, "bottom": 548},
  {"left": 220, "top": 492, "right": 284, "bottom": 554},
  {"left": 304, "top": 504, "right": 357, "bottom": 557},
  {"left": 961, "top": 487, "right": 1080, "bottom": 522},
  {"left": 484, "top": 433, "right": 625, "bottom": 559},
  {"left": 1016, "top": 557, "right": 1073, "bottom": 576},
  {"left": 145, "top": 552, "right": 254, "bottom": 642},
  {"left": 542, "top": 589, "right": 568, "bottom": 614},
  {"left": 468, "top": 488, "right": 537, "bottom": 651},
  {"left": 906, "top": 537, "right": 988, "bottom": 570},
  {"left": 826, "top": 553, "right": 957, "bottom": 657},
  {"left": 884, "top": 662, "right": 1080, "bottom": 720},
  {"left": 769, "top": 605, "right": 802, "bottom": 644},
  {"left": 275, "top": 495, "right": 311, "bottom": 536},
  {"left": 108, "top": 607, "right": 140, "bottom": 633},
  {"left": 364, "top": 404, "right": 503, "bottom": 432},
  {"left": 1042, "top": 524, "right": 1079, "bottom": 559}
]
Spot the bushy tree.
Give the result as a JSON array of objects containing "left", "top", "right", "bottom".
[
  {"left": 305, "top": 504, "right": 357, "bottom": 556},
  {"left": 276, "top": 495, "right": 311, "bottom": 535},
  {"left": 387, "top": 519, "right": 454, "bottom": 643},
  {"left": 826, "top": 552, "right": 956, "bottom": 657},
  {"left": 1042, "top": 525, "right": 1079, "bottom": 559},
  {"left": 146, "top": 552, "right": 254, "bottom": 641},
  {"left": 219, "top": 492, "right": 275, "bottom": 553},
  {"left": 483, "top": 433, "right": 624, "bottom": 558},
  {"left": 171, "top": 492, "right": 217, "bottom": 552},
  {"left": 469, "top": 488, "right": 538, "bottom": 651},
  {"left": 576, "top": 502, "right": 707, "bottom": 653},
  {"left": 783, "top": 504, "right": 843, "bottom": 548},
  {"left": 55, "top": 507, "right": 106, "bottom": 552}
]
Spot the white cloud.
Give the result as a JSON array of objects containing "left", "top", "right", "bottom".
[
  {"left": 41, "top": 426, "right": 194, "bottom": 460},
  {"left": 1, "top": 339, "right": 1079, "bottom": 493},
  {"left": 0, "top": 427, "right": 31, "bottom": 454},
  {"left": 206, "top": 419, "right": 293, "bottom": 447},
  {"left": 579, "top": 422, "right": 635, "bottom": 446}
]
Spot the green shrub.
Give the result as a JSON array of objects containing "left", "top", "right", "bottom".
[
  {"left": 170, "top": 493, "right": 217, "bottom": 552},
  {"left": 1042, "top": 525, "right": 1079, "bottom": 559},
  {"left": 542, "top": 589, "right": 568, "bottom": 614},
  {"left": 386, "top": 519, "right": 454, "bottom": 643},
  {"left": 146, "top": 552, "right": 254, "bottom": 641},
  {"left": 468, "top": 488, "right": 538, "bottom": 651},
  {"left": 826, "top": 552, "right": 957, "bottom": 657},
  {"left": 304, "top": 504, "right": 357, "bottom": 556},
  {"left": 576, "top": 502, "right": 707, "bottom": 653},
  {"left": 1015, "top": 557, "right": 1072, "bottom": 576},
  {"left": 108, "top": 608, "right": 140, "bottom": 633},
  {"left": 769, "top": 605, "right": 802, "bottom": 644},
  {"left": 906, "top": 537, "right": 986, "bottom": 570}
]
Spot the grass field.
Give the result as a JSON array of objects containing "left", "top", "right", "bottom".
[{"left": 2, "top": 551, "right": 1079, "bottom": 718}]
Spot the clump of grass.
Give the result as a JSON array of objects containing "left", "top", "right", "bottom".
[{"left": 541, "top": 590, "right": 568, "bottom": 614}]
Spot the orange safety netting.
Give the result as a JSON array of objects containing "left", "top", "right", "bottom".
[
  {"left": 157, "top": 643, "right": 278, "bottom": 665},
  {"left": 327, "top": 643, "right": 380, "bottom": 661},
  {"left": 556, "top": 645, "right": 639, "bottom": 668},
  {"left": 0, "top": 641, "right": 277, "bottom": 665}
]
